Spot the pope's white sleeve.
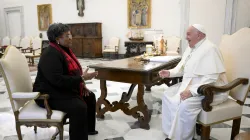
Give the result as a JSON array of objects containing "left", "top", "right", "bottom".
[
  {"left": 169, "top": 47, "right": 190, "bottom": 77},
  {"left": 189, "top": 74, "right": 219, "bottom": 96},
  {"left": 169, "top": 60, "right": 184, "bottom": 77}
]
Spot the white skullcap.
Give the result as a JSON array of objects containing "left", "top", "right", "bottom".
[{"left": 192, "top": 24, "right": 206, "bottom": 34}]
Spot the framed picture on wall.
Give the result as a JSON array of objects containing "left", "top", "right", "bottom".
[
  {"left": 37, "top": 4, "right": 52, "bottom": 31},
  {"left": 128, "top": 0, "right": 151, "bottom": 28}
]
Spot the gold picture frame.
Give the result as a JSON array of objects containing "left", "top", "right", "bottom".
[
  {"left": 37, "top": 4, "right": 52, "bottom": 31},
  {"left": 128, "top": 0, "right": 151, "bottom": 28}
]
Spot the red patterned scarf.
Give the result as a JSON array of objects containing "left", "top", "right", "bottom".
[{"left": 49, "top": 42, "right": 88, "bottom": 97}]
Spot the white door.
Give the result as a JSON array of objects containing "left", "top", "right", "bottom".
[
  {"left": 7, "top": 11, "right": 21, "bottom": 38},
  {"left": 4, "top": 6, "right": 24, "bottom": 38}
]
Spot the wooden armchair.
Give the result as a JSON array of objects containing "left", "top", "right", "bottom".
[
  {"left": 165, "top": 36, "right": 181, "bottom": 55},
  {"left": 103, "top": 37, "right": 119, "bottom": 59},
  {"left": 196, "top": 28, "right": 250, "bottom": 140},
  {"left": 24, "top": 37, "right": 42, "bottom": 65},
  {"left": 0, "top": 36, "right": 10, "bottom": 53},
  {"left": 20, "top": 37, "right": 32, "bottom": 53},
  {"left": 0, "top": 46, "right": 66, "bottom": 140},
  {"left": 11, "top": 36, "right": 21, "bottom": 49}
]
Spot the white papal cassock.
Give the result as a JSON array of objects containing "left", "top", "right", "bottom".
[{"left": 162, "top": 38, "right": 229, "bottom": 140}]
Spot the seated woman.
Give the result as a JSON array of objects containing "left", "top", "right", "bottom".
[{"left": 33, "top": 23, "right": 98, "bottom": 140}]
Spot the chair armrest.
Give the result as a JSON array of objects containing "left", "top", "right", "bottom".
[
  {"left": 31, "top": 48, "right": 40, "bottom": 55},
  {"left": 177, "top": 47, "right": 180, "bottom": 53},
  {"left": 36, "top": 94, "right": 53, "bottom": 119},
  {"left": 21, "top": 47, "right": 32, "bottom": 53},
  {"left": 12, "top": 92, "right": 40, "bottom": 100},
  {"left": 197, "top": 78, "right": 248, "bottom": 112},
  {"left": 36, "top": 94, "right": 49, "bottom": 99},
  {"left": 16, "top": 46, "right": 22, "bottom": 50},
  {"left": 104, "top": 45, "right": 115, "bottom": 49},
  {"left": 104, "top": 45, "right": 111, "bottom": 50},
  {"left": 162, "top": 77, "right": 183, "bottom": 87}
]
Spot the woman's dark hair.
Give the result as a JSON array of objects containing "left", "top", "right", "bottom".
[{"left": 47, "top": 23, "right": 70, "bottom": 43}]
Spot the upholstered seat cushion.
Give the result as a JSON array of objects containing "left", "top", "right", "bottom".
[
  {"left": 24, "top": 53, "right": 41, "bottom": 57},
  {"left": 198, "top": 99, "right": 242, "bottom": 125},
  {"left": 19, "top": 100, "right": 66, "bottom": 122},
  {"left": 103, "top": 49, "right": 117, "bottom": 52},
  {"left": 12, "top": 92, "right": 39, "bottom": 100}
]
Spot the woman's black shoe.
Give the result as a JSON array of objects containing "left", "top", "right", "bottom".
[
  {"left": 165, "top": 138, "right": 171, "bottom": 140},
  {"left": 88, "top": 130, "right": 98, "bottom": 135}
]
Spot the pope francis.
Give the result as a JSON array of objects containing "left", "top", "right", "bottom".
[{"left": 159, "top": 24, "right": 229, "bottom": 140}]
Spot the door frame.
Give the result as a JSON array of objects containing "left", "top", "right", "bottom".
[{"left": 4, "top": 6, "right": 24, "bottom": 37}]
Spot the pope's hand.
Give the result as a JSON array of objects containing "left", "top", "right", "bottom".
[
  {"left": 158, "top": 70, "right": 170, "bottom": 78},
  {"left": 180, "top": 90, "right": 192, "bottom": 100},
  {"left": 82, "top": 67, "right": 98, "bottom": 80}
]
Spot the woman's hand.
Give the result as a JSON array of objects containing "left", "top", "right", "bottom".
[
  {"left": 82, "top": 88, "right": 89, "bottom": 97},
  {"left": 82, "top": 67, "right": 98, "bottom": 81},
  {"left": 158, "top": 70, "right": 170, "bottom": 78}
]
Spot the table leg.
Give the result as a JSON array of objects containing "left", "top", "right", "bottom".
[
  {"left": 96, "top": 82, "right": 151, "bottom": 129},
  {"left": 131, "top": 84, "right": 150, "bottom": 129},
  {"left": 31, "top": 58, "right": 34, "bottom": 65},
  {"left": 96, "top": 79, "right": 109, "bottom": 119},
  {"left": 120, "top": 84, "right": 136, "bottom": 103}
]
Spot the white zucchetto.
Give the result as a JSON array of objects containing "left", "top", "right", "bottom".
[{"left": 192, "top": 24, "right": 206, "bottom": 34}]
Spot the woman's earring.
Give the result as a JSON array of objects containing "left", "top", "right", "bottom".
[{"left": 57, "top": 41, "right": 59, "bottom": 45}]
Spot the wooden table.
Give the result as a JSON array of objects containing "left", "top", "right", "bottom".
[{"left": 89, "top": 57, "right": 181, "bottom": 129}]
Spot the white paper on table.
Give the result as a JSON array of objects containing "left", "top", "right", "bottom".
[{"left": 149, "top": 55, "right": 181, "bottom": 62}]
